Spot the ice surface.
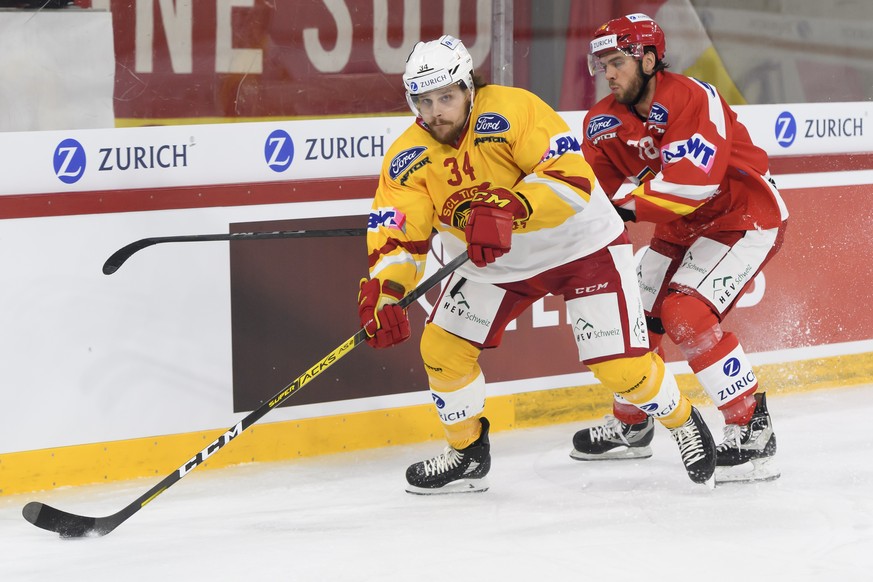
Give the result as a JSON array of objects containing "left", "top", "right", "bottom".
[{"left": 1, "top": 386, "right": 871, "bottom": 581}]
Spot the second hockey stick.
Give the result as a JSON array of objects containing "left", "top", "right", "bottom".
[
  {"left": 103, "top": 227, "right": 367, "bottom": 275},
  {"left": 23, "top": 252, "right": 468, "bottom": 538}
]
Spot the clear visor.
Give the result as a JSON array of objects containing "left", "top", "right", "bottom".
[
  {"left": 587, "top": 45, "right": 644, "bottom": 76},
  {"left": 406, "top": 81, "right": 474, "bottom": 117},
  {"left": 406, "top": 80, "right": 469, "bottom": 117},
  {"left": 408, "top": 83, "right": 448, "bottom": 109}
]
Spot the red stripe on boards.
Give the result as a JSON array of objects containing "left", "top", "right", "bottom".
[
  {"left": 0, "top": 177, "right": 379, "bottom": 220},
  {"left": 1, "top": 153, "right": 871, "bottom": 220}
]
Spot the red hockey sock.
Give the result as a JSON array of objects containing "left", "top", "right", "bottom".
[{"left": 613, "top": 399, "right": 649, "bottom": 425}]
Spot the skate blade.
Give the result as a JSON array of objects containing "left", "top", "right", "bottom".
[
  {"left": 569, "top": 446, "right": 653, "bottom": 461},
  {"left": 405, "top": 477, "right": 489, "bottom": 496},
  {"left": 715, "top": 457, "right": 781, "bottom": 485}
]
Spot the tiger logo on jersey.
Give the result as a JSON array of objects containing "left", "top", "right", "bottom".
[{"left": 439, "top": 184, "right": 490, "bottom": 229}]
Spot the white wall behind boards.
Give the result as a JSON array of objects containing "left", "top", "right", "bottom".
[{"left": 0, "top": 10, "right": 115, "bottom": 131}]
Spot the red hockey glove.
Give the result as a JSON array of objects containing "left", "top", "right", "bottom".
[
  {"left": 357, "top": 278, "right": 410, "bottom": 348},
  {"left": 464, "top": 182, "right": 531, "bottom": 267}
]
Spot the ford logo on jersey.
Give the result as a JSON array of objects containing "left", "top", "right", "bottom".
[
  {"left": 389, "top": 146, "right": 427, "bottom": 180},
  {"left": 54, "top": 138, "right": 87, "bottom": 184},
  {"left": 474, "top": 113, "right": 511, "bottom": 134},
  {"left": 661, "top": 133, "right": 717, "bottom": 173},
  {"left": 585, "top": 115, "right": 622, "bottom": 140},
  {"left": 648, "top": 103, "right": 669, "bottom": 125}
]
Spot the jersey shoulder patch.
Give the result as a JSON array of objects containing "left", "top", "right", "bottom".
[
  {"left": 388, "top": 146, "right": 428, "bottom": 181},
  {"left": 473, "top": 112, "right": 511, "bottom": 134},
  {"left": 585, "top": 114, "right": 622, "bottom": 141}
]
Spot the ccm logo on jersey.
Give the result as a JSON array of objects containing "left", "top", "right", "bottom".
[
  {"left": 661, "top": 133, "right": 717, "bottom": 173},
  {"left": 586, "top": 115, "right": 622, "bottom": 140},
  {"left": 474, "top": 113, "right": 511, "bottom": 134},
  {"left": 368, "top": 207, "right": 406, "bottom": 231},
  {"left": 389, "top": 146, "right": 427, "bottom": 180}
]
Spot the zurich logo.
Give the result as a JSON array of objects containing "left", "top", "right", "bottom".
[
  {"left": 431, "top": 394, "right": 446, "bottom": 409},
  {"left": 585, "top": 115, "right": 621, "bottom": 140},
  {"left": 474, "top": 112, "right": 511, "bottom": 134},
  {"left": 53, "top": 138, "right": 87, "bottom": 184},
  {"left": 389, "top": 146, "right": 427, "bottom": 180},
  {"left": 775, "top": 112, "right": 797, "bottom": 148},
  {"left": 640, "top": 403, "right": 659, "bottom": 412},
  {"left": 723, "top": 357, "right": 742, "bottom": 377},
  {"left": 409, "top": 81, "right": 419, "bottom": 92},
  {"left": 264, "top": 129, "right": 294, "bottom": 172}
]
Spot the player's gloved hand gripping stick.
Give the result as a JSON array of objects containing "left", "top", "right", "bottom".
[
  {"left": 358, "top": 278, "right": 411, "bottom": 348},
  {"left": 464, "top": 182, "right": 531, "bottom": 267}
]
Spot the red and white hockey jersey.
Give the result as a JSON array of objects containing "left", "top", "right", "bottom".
[
  {"left": 367, "top": 84, "right": 624, "bottom": 292},
  {"left": 582, "top": 71, "right": 788, "bottom": 245}
]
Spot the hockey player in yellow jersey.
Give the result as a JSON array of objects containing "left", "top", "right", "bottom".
[{"left": 358, "top": 35, "right": 717, "bottom": 494}]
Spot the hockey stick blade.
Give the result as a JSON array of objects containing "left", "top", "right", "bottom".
[
  {"left": 103, "top": 227, "right": 367, "bottom": 275},
  {"left": 24, "top": 253, "right": 468, "bottom": 538},
  {"left": 23, "top": 502, "right": 107, "bottom": 539}
]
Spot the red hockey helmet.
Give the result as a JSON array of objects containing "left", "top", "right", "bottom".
[{"left": 588, "top": 13, "right": 666, "bottom": 75}]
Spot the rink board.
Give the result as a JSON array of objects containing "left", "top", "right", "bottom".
[
  {"left": 1, "top": 104, "right": 871, "bottom": 495},
  {"left": 3, "top": 350, "right": 873, "bottom": 496}
]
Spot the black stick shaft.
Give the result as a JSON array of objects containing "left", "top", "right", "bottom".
[
  {"left": 103, "top": 227, "right": 367, "bottom": 275},
  {"left": 23, "top": 253, "right": 468, "bottom": 538}
]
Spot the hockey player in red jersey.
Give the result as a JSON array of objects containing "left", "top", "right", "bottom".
[
  {"left": 358, "top": 35, "right": 718, "bottom": 494},
  {"left": 575, "top": 14, "right": 788, "bottom": 483}
]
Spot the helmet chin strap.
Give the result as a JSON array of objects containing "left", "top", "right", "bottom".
[
  {"left": 630, "top": 60, "right": 654, "bottom": 106},
  {"left": 464, "top": 84, "right": 475, "bottom": 127}
]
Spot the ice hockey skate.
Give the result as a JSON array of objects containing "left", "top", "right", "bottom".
[
  {"left": 570, "top": 415, "right": 654, "bottom": 460},
  {"left": 405, "top": 417, "right": 491, "bottom": 495},
  {"left": 715, "top": 392, "right": 780, "bottom": 484},
  {"left": 669, "top": 407, "right": 716, "bottom": 486}
]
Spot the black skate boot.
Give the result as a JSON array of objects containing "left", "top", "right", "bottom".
[
  {"left": 669, "top": 407, "right": 716, "bottom": 486},
  {"left": 570, "top": 415, "right": 654, "bottom": 461},
  {"left": 715, "top": 392, "right": 780, "bottom": 484},
  {"left": 405, "top": 417, "right": 491, "bottom": 495}
]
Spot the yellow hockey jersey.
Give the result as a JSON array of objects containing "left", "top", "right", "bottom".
[{"left": 367, "top": 84, "right": 623, "bottom": 292}]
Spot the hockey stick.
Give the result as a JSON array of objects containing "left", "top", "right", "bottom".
[
  {"left": 102, "top": 227, "right": 367, "bottom": 275},
  {"left": 23, "top": 252, "right": 468, "bottom": 538}
]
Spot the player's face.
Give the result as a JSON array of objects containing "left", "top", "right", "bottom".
[
  {"left": 414, "top": 84, "right": 471, "bottom": 145},
  {"left": 596, "top": 50, "right": 644, "bottom": 105}
]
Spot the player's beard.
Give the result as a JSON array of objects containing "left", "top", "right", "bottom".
[
  {"left": 428, "top": 97, "right": 472, "bottom": 145},
  {"left": 614, "top": 70, "right": 645, "bottom": 105}
]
